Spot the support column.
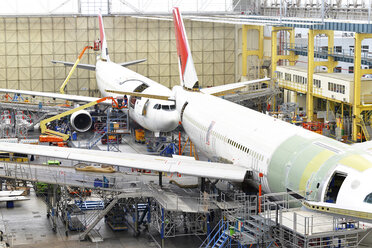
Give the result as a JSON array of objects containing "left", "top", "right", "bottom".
[
  {"left": 307, "top": 29, "right": 315, "bottom": 122},
  {"left": 161, "top": 207, "right": 165, "bottom": 248},
  {"left": 352, "top": 33, "right": 372, "bottom": 141},
  {"left": 353, "top": 33, "right": 362, "bottom": 141}
]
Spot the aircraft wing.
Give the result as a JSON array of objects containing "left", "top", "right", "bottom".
[
  {"left": 0, "top": 196, "right": 30, "bottom": 202},
  {"left": 200, "top": 77, "right": 271, "bottom": 96},
  {"left": 0, "top": 190, "right": 24, "bottom": 197},
  {"left": 0, "top": 143, "right": 249, "bottom": 182},
  {"left": 0, "top": 89, "right": 112, "bottom": 105}
]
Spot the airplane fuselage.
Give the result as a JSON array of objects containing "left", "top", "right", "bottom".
[
  {"left": 173, "top": 85, "right": 372, "bottom": 214},
  {"left": 95, "top": 60, "right": 179, "bottom": 133}
]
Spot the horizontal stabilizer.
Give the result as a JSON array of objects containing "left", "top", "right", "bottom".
[
  {"left": 52, "top": 59, "right": 147, "bottom": 71},
  {"left": 200, "top": 77, "right": 271, "bottom": 96},
  {"left": 51, "top": 60, "right": 96, "bottom": 71},
  {"left": 0, "top": 142, "right": 249, "bottom": 182},
  {"left": 105, "top": 89, "right": 173, "bottom": 101},
  {"left": 0, "top": 88, "right": 112, "bottom": 105},
  {"left": 118, "top": 58, "right": 147, "bottom": 67}
]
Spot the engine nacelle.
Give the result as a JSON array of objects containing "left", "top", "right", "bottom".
[{"left": 70, "top": 110, "right": 92, "bottom": 132}]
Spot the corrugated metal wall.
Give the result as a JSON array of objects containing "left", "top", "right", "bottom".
[{"left": 0, "top": 16, "right": 236, "bottom": 96}]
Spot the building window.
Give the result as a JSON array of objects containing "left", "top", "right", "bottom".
[
  {"left": 362, "top": 45, "right": 369, "bottom": 53},
  {"left": 349, "top": 66, "right": 354, "bottom": 73},
  {"left": 313, "top": 79, "right": 321, "bottom": 88},
  {"left": 334, "top": 46, "right": 342, "bottom": 53},
  {"left": 285, "top": 73, "right": 291, "bottom": 81}
]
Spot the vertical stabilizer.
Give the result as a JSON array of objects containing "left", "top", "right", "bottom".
[
  {"left": 172, "top": 7, "right": 199, "bottom": 90},
  {"left": 98, "top": 12, "right": 110, "bottom": 61}
]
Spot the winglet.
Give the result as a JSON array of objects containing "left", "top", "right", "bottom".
[
  {"left": 98, "top": 11, "right": 110, "bottom": 61},
  {"left": 172, "top": 7, "right": 199, "bottom": 90}
]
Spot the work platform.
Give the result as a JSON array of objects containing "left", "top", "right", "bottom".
[
  {"left": 284, "top": 43, "right": 372, "bottom": 66},
  {"left": 201, "top": 191, "right": 371, "bottom": 248}
]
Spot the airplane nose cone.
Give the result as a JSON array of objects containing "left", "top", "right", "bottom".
[{"left": 159, "top": 111, "right": 180, "bottom": 132}]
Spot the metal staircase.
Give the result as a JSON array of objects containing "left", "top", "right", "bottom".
[
  {"left": 199, "top": 219, "right": 229, "bottom": 248},
  {"left": 87, "top": 127, "right": 107, "bottom": 149},
  {"left": 79, "top": 193, "right": 125, "bottom": 240},
  {"left": 359, "top": 115, "right": 371, "bottom": 141},
  {"left": 212, "top": 232, "right": 229, "bottom": 248}
]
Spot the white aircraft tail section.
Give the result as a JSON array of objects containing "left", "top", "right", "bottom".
[
  {"left": 172, "top": 7, "right": 199, "bottom": 90},
  {"left": 98, "top": 12, "right": 110, "bottom": 61}
]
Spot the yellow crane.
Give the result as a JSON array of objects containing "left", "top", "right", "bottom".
[
  {"left": 59, "top": 46, "right": 93, "bottom": 94},
  {"left": 40, "top": 97, "right": 124, "bottom": 141}
]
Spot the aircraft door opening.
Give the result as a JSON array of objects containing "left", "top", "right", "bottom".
[{"left": 324, "top": 172, "right": 347, "bottom": 203}]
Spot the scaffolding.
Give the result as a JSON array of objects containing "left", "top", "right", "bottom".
[{"left": 201, "top": 191, "right": 369, "bottom": 248}]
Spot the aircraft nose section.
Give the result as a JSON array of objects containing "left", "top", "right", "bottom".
[
  {"left": 159, "top": 111, "right": 180, "bottom": 132},
  {"left": 334, "top": 168, "right": 372, "bottom": 214}
]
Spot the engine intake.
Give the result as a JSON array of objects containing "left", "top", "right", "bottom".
[{"left": 70, "top": 110, "right": 92, "bottom": 132}]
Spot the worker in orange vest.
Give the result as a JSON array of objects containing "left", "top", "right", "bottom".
[{"left": 357, "top": 132, "right": 362, "bottom": 142}]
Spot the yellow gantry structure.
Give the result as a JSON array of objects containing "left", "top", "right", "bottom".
[
  {"left": 271, "top": 26, "right": 297, "bottom": 76},
  {"left": 242, "top": 25, "right": 264, "bottom": 77},
  {"left": 268, "top": 25, "right": 372, "bottom": 141},
  {"left": 353, "top": 33, "right": 372, "bottom": 141},
  {"left": 307, "top": 30, "right": 337, "bottom": 122},
  {"left": 270, "top": 27, "right": 297, "bottom": 111}
]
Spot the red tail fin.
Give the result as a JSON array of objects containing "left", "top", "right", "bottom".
[
  {"left": 98, "top": 12, "right": 110, "bottom": 61},
  {"left": 172, "top": 7, "right": 198, "bottom": 89}
]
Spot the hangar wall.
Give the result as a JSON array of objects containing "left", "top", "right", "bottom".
[{"left": 0, "top": 16, "right": 236, "bottom": 96}]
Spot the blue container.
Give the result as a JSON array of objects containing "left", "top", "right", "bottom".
[
  {"left": 6, "top": 201, "right": 14, "bottom": 208},
  {"left": 94, "top": 178, "right": 103, "bottom": 187}
]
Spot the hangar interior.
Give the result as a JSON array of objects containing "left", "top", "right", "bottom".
[
  {"left": 0, "top": 15, "right": 237, "bottom": 95},
  {"left": 0, "top": 1, "right": 371, "bottom": 248}
]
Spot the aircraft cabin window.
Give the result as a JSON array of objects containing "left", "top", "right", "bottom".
[
  {"left": 154, "top": 104, "right": 160, "bottom": 109},
  {"left": 170, "top": 105, "right": 176, "bottom": 110},
  {"left": 364, "top": 193, "right": 372, "bottom": 204}
]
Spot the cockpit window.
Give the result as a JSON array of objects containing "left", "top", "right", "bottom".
[
  {"left": 364, "top": 193, "right": 372, "bottom": 204},
  {"left": 153, "top": 104, "right": 176, "bottom": 111}
]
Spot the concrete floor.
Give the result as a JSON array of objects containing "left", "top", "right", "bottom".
[{"left": 0, "top": 188, "right": 203, "bottom": 248}]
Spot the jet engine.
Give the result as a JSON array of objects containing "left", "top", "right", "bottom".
[{"left": 70, "top": 110, "right": 92, "bottom": 132}]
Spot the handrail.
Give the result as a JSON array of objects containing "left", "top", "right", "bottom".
[{"left": 199, "top": 219, "right": 226, "bottom": 248}]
